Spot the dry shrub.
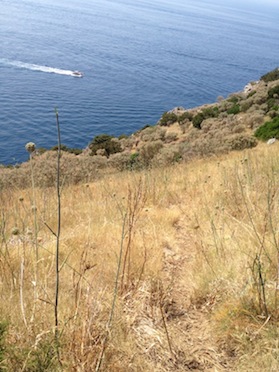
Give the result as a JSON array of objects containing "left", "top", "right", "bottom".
[
  {"left": 232, "top": 124, "right": 246, "bottom": 134},
  {"left": 108, "top": 151, "right": 133, "bottom": 171},
  {"left": 225, "top": 134, "right": 258, "bottom": 150},
  {"left": 0, "top": 152, "right": 108, "bottom": 189},
  {"left": 152, "top": 145, "right": 182, "bottom": 167},
  {"left": 244, "top": 112, "right": 266, "bottom": 129},
  {"left": 140, "top": 140, "right": 164, "bottom": 165},
  {"left": 240, "top": 98, "right": 254, "bottom": 112},
  {"left": 140, "top": 126, "right": 166, "bottom": 142},
  {"left": 164, "top": 132, "right": 178, "bottom": 143}
]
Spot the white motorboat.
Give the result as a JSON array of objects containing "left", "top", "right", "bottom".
[{"left": 72, "top": 70, "right": 83, "bottom": 77}]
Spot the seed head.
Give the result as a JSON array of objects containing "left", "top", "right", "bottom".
[{"left": 25, "top": 142, "right": 36, "bottom": 153}]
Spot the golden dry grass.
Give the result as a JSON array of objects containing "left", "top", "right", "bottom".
[{"left": 1, "top": 142, "right": 279, "bottom": 371}]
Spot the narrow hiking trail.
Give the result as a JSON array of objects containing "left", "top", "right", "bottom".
[
  {"left": 159, "top": 216, "right": 234, "bottom": 371},
  {"left": 123, "top": 212, "right": 235, "bottom": 371}
]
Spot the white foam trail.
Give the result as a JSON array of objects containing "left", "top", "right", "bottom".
[{"left": 0, "top": 58, "right": 78, "bottom": 77}]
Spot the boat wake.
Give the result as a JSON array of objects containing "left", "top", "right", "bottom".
[{"left": 0, "top": 59, "right": 82, "bottom": 77}]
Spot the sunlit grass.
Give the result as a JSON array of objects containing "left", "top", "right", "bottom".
[{"left": 0, "top": 142, "right": 279, "bottom": 370}]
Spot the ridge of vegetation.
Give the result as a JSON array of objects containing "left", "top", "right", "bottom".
[{"left": 1, "top": 67, "right": 279, "bottom": 189}]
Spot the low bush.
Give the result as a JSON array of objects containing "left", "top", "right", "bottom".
[
  {"left": 118, "top": 134, "right": 128, "bottom": 140},
  {"left": 51, "top": 144, "right": 82, "bottom": 155},
  {"left": 164, "top": 132, "right": 178, "bottom": 143},
  {"left": 247, "top": 90, "right": 256, "bottom": 98},
  {"left": 89, "top": 134, "right": 122, "bottom": 157},
  {"left": 192, "top": 113, "right": 205, "bottom": 129},
  {"left": 202, "top": 106, "right": 219, "bottom": 118},
  {"left": 192, "top": 107, "right": 220, "bottom": 129},
  {"left": 152, "top": 145, "right": 182, "bottom": 166},
  {"left": 240, "top": 99, "right": 253, "bottom": 112},
  {"left": 268, "top": 85, "right": 279, "bottom": 99},
  {"left": 177, "top": 111, "right": 193, "bottom": 123},
  {"left": 140, "top": 126, "right": 166, "bottom": 142},
  {"left": 158, "top": 112, "right": 178, "bottom": 126},
  {"left": 260, "top": 68, "right": 279, "bottom": 82},
  {"left": 227, "top": 95, "right": 240, "bottom": 104},
  {"left": 227, "top": 104, "right": 240, "bottom": 115},
  {"left": 140, "top": 140, "right": 164, "bottom": 165},
  {"left": 254, "top": 116, "right": 279, "bottom": 141},
  {"left": 226, "top": 134, "right": 258, "bottom": 150}
]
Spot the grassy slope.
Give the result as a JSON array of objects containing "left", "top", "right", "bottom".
[
  {"left": 1, "top": 141, "right": 279, "bottom": 371},
  {"left": 1, "top": 70, "right": 279, "bottom": 370}
]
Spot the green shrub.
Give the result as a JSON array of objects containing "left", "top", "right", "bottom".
[
  {"left": 267, "top": 98, "right": 276, "bottom": 111},
  {"left": 260, "top": 68, "right": 279, "bottom": 82},
  {"left": 51, "top": 144, "right": 82, "bottom": 155},
  {"left": 227, "top": 104, "right": 240, "bottom": 115},
  {"left": 118, "top": 134, "right": 128, "bottom": 140},
  {"left": 268, "top": 85, "right": 279, "bottom": 98},
  {"left": 159, "top": 112, "right": 178, "bottom": 126},
  {"left": 227, "top": 95, "right": 240, "bottom": 104},
  {"left": 192, "top": 113, "right": 204, "bottom": 129},
  {"left": 177, "top": 111, "right": 193, "bottom": 123},
  {"left": 89, "top": 134, "right": 122, "bottom": 157},
  {"left": 128, "top": 152, "right": 141, "bottom": 170},
  {"left": 247, "top": 90, "right": 256, "bottom": 98},
  {"left": 240, "top": 100, "right": 253, "bottom": 112},
  {"left": 254, "top": 117, "right": 279, "bottom": 141},
  {"left": 192, "top": 106, "right": 220, "bottom": 129},
  {"left": 202, "top": 106, "right": 219, "bottom": 118},
  {"left": 269, "top": 110, "right": 279, "bottom": 119}
]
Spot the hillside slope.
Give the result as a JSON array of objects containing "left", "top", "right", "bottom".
[
  {"left": 1, "top": 141, "right": 279, "bottom": 370},
  {"left": 1, "top": 68, "right": 279, "bottom": 189},
  {"left": 0, "top": 69, "right": 279, "bottom": 371}
]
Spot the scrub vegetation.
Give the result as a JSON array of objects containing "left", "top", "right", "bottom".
[{"left": 0, "top": 69, "right": 279, "bottom": 371}]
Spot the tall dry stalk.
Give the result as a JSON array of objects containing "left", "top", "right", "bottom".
[
  {"left": 25, "top": 142, "right": 39, "bottom": 324},
  {"left": 54, "top": 108, "right": 62, "bottom": 362},
  {"left": 120, "top": 177, "right": 147, "bottom": 292}
]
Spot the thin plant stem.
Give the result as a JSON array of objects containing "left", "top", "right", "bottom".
[
  {"left": 159, "top": 283, "right": 174, "bottom": 358},
  {"left": 54, "top": 108, "right": 62, "bottom": 364},
  {"left": 28, "top": 149, "right": 39, "bottom": 324},
  {"left": 20, "top": 257, "right": 28, "bottom": 328}
]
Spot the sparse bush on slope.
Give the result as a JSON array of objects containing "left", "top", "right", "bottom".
[
  {"left": 158, "top": 112, "right": 178, "bottom": 126},
  {"left": 254, "top": 116, "right": 279, "bottom": 141},
  {"left": 260, "top": 67, "right": 279, "bottom": 82},
  {"left": 89, "top": 134, "right": 122, "bottom": 157}
]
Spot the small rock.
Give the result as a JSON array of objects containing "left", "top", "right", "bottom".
[{"left": 267, "top": 138, "right": 276, "bottom": 145}]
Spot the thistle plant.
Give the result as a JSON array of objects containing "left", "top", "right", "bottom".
[{"left": 25, "top": 142, "right": 36, "bottom": 154}]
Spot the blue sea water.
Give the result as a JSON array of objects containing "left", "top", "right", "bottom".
[{"left": 0, "top": 0, "right": 278, "bottom": 164}]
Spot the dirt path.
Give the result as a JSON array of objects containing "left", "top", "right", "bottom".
[
  {"left": 125, "top": 215, "right": 234, "bottom": 371},
  {"left": 159, "top": 218, "right": 233, "bottom": 371}
]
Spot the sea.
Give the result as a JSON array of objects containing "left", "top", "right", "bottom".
[{"left": 0, "top": 0, "right": 278, "bottom": 164}]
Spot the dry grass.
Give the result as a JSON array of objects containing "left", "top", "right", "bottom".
[{"left": 0, "top": 142, "right": 279, "bottom": 370}]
